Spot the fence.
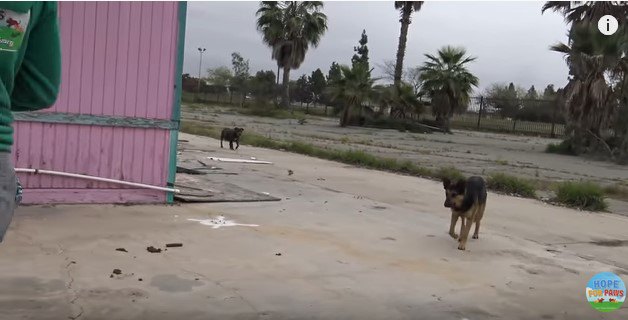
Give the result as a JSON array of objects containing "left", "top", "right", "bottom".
[{"left": 438, "top": 96, "right": 565, "bottom": 138}]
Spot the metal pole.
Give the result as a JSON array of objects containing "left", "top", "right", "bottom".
[
  {"left": 550, "top": 99, "right": 557, "bottom": 138},
  {"left": 197, "top": 48, "right": 206, "bottom": 98},
  {"left": 477, "top": 96, "right": 484, "bottom": 130}
]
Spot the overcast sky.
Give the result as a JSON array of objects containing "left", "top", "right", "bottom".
[{"left": 183, "top": 1, "right": 570, "bottom": 94}]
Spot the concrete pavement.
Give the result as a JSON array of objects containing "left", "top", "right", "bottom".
[{"left": 0, "top": 132, "right": 626, "bottom": 319}]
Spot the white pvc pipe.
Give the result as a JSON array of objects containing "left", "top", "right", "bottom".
[
  {"left": 15, "top": 168, "right": 180, "bottom": 193},
  {"left": 207, "top": 157, "right": 273, "bottom": 164}
]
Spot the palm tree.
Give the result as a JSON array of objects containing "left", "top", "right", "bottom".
[
  {"left": 542, "top": 2, "right": 628, "bottom": 28},
  {"left": 256, "top": 1, "right": 328, "bottom": 109},
  {"left": 419, "top": 46, "right": 478, "bottom": 133},
  {"left": 393, "top": 1, "right": 424, "bottom": 88},
  {"left": 328, "top": 64, "right": 378, "bottom": 127},
  {"left": 550, "top": 23, "right": 626, "bottom": 155},
  {"left": 379, "top": 83, "right": 424, "bottom": 119},
  {"left": 543, "top": 1, "right": 628, "bottom": 156}
]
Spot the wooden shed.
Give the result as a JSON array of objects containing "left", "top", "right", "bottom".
[{"left": 12, "top": 1, "right": 187, "bottom": 204}]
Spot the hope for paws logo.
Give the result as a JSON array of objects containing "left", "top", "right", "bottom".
[{"left": 586, "top": 272, "right": 625, "bottom": 312}]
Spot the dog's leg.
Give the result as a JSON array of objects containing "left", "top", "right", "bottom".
[
  {"left": 458, "top": 217, "right": 466, "bottom": 243},
  {"left": 472, "top": 220, "right": 481, "bottom": 240},
  {"left": 229, "top": 140, "right": 234, "bottom": 150},
  {"left": 472, "top": 203, "right": 486, "bottom": 239},
  {"left": 236, "top": 139, "right": 239, "bottom": 150},
  {"left": 220, "top": 137, "right": 224, "bottom": 148},
  {"left": 449, "top": 212, "right": 459, "bottom": 239},
  {"left": 458, "top": 214, "right": 475, "bottom": 251}
]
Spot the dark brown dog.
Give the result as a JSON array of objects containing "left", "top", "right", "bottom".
[
  {"left": 442, "top": 176, "right": 487, "bottom": 251},
  {"left": 220, "top": 127, "right": 244, "bottom": 150}
]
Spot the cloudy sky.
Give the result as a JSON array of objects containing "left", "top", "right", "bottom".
[{"left": 183, "top": 1, "right": 570, "bottom": 94}]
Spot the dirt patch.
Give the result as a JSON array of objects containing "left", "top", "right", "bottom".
[{"left": 591, "top": 239, "right": 628, "bottom": 247}]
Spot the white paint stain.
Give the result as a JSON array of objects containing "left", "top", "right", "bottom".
[{"left": 187, "top": 216, "right": 259, "bottom": 229}]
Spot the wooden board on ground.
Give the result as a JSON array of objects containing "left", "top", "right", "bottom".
[{"left": 174, "top": 174, "right": 281, "bottom": 203}]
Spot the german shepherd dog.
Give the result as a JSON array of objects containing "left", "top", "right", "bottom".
[
  {"left": 442, "top": 176, "right": 487, "bottom": 251},
  {"left": 220, "top": 127, "right": 244, "bottom": 150}
]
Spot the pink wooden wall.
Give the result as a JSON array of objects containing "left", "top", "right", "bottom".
[{"left": 12, "top": 2, "right": 182, "bottom": 204}]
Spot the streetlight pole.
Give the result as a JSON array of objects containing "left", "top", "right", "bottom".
[{"left": 197, "top": 47, "right": 206, "bottom": 98}]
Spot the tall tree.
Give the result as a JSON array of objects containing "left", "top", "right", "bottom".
[
  {"left": 231, "top": 52, "right": 250, "bottom": 105},
  {"left": 526, "top": 85, "right": 539, "bottom": 100},
  {"left": 206, "top": 66, "right": 233, "bottom": 87},
  {"left": 485, "top": 83, "right": 525, "bottom": 118},
  {"left": 206, "top": 66, "right": 233, "bottom": 101},
  {"left": 419, "top": 46, "right": 478, "bottom": 132},
  {"left": 543, "top": 84, "right": 556, "bottom": 98},
  {"left": 308, "top": 68, "right": 327, "bottom": 107},
  {"left": 323, "top": 61, "right": 343, "bottom": 114},
  {"left": 405, "top": 66, "right": 422, "bottom": 94},
  {"left": 327, "top": 61, "right": 342, "bottom": 84},
  {"left": 256, "top": 1, "right": 328, "bottom": 109},
  {"left": 378, "top": 59, "right": 396, "bottom": 81},
  {"left": 250, "top": 70, "right": 277, "bottom": 104},
  {"left": 352, "top": 29, "right": 370, "bottom": 71},
  {"left": 295, "top": 74, "right": 312, "bottom": 106},
  {"left": 393, "top": 1, "right": 424, "bottom": 87}
]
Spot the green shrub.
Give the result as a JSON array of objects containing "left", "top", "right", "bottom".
[
  {"left": 436, "top": 166, "right": 466, "bottom": 182},
  {"left": 487, "top": 173, "right": 536, "bottom": 198},
  {"left": 546, "top": 140, "right": 576, "bottom": 155},
  {"left": 556, "top": 181, "right": 607, "bottom": 211}
]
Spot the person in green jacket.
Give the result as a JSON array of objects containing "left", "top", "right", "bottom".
[{"left": 0, "top": 2, "right": 61, "bottom": 242}]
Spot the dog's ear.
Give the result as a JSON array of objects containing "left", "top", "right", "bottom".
[
  {"left": 442, "top": 178, "right": 451, "bottom": 189},
  {"left": 455, "top": 180, "right": 466, "bottom": 193}
]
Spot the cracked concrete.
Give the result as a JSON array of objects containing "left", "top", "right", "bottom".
[{"left": 0, "top": 132, "right": 626, "bottom": 319}]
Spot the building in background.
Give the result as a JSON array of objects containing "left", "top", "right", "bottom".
[{"left": 12, "top": 1, "right": 187, "bottom": 204}]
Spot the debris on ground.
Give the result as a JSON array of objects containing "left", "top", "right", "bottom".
[
  {"left": 112, "top": 269, "right": 122, "bottom": 275},
  {"left": 176, "top": 166, "right": 206, "bottom": 175},
  {"left": 188, "top": 216, "right": 259, "bottom": 229},
  {"left": 275, "top": 253, "right": 282, "bottom": 256},
  {"left": 166, "top": 243, "right": 183, "bottom": 248},
  {"left": 298, "top": 118, "right": 307, "bottom": 125},
  {"left": 138, "top": 278, "right": 143, "bottom": 281},
  {"left": 146, "top": 246, "right": 162, "bottom": 253},
  {"left": 195, "top": 278, "right": 200, "bottom": 281},
  {"left": 288, "top": 169, "right": 294, "bottom": 176},
  {"left": 115, "top": 248, "right": 128, "bottom": 252},
  {"left": 110, "top": 274, "right": 114, "bottom": 278}
]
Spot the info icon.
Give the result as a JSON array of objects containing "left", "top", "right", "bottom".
[{"left": 598, "top": 15, "right": 619, "bottom": 35}]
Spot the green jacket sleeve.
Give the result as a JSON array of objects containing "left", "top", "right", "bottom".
[{"left": 11, "top": 2, "right": 61, "bottom": 112}]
